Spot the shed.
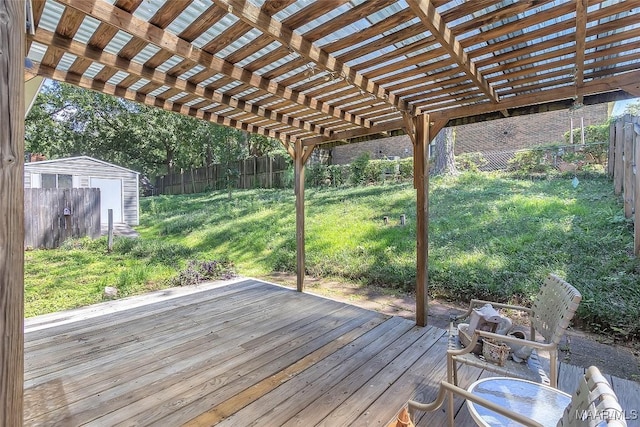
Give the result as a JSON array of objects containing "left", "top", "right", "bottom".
[{"left": 24, "top": 156, "right": 140, "bottom": 226}]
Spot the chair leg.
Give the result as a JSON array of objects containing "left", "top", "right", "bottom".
[
  {"left": 448, "top": 355, "right": 459, "bottom": 386},
  {"left": 549, "top": 349, "right": 558, "bottom": 388},
  {"left": 447, "top": 355, "right": 457, "bottom": 426}
]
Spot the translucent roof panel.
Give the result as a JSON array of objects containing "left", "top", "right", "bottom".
[{"left": 102, "top": 31, "right": 134, "bottom": 56}]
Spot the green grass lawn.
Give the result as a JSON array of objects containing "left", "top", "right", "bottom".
[{"left": 24, "top": 171, "right": 640, "bottom": 340}]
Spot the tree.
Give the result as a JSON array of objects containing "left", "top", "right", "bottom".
[
  {"left": 431, "top": 127, "right": 458, "bottom": 176},
  {"left": 623, "top": 99, "right": 640, "bottom": 116}
]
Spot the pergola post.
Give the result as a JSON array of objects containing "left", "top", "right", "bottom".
[
  {"left": 293, "top": 141, "right": 315, "bottom": 292},
  {"left": 1, "top": 0, "right": 26, "bottom": 425},
  {"left": 414, "top": 114, "right": 430, "bottom": 327}
]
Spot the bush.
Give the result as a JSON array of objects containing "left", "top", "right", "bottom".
[
  {"left": 306, "top": 163, "right": 330, "bottom": 187},
  {"left": 456, "top": 152, "right": 488, "bottom": 172},
  {"left": 168, "top": 259, "right": 236, "bottom": 287},
  {"left": 398, "top": 158, "right": 413, "bottom": 179},
  {"left": 327, "top": 164, "right": 348, "bottom": 186},
  {"left": 349, "top": 152, "right": 370, "bottom": 185},
  {"left": 507, "top": 150, "right": 549, "bottom": 174}
]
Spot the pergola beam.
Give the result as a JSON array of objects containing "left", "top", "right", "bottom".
[
  {"left": 213, "top": 0, "right": 409, "bottom": 115},
  {"left": 0, "top": 0, "right": 25, "bottom": 424},
  {"left": 53, "top": 0, "right": 374, "bottom": 131},
  {"left": 574, "top": 0, "right": 588, "bottom": 104},
  {"left": 406, "top": 0, "right": 498, "bottom": 104},
  {"left": 33, "top": 63, "right": 301, "bottom": 143},
  {"left": 31, "top": 29, "right": 331, "bottom": 138}
]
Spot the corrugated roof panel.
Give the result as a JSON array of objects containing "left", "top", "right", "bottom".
[
  {"left": 197, "top": 74, "right": 225, "bottom": 87},
  {"left": 103, "top": 31, "right": 134, "bottom": 55},
  {"left": 156, "top": 56, "right": 183, "bottom": 73},
  {"left": 235, "top": 41, "right": 281, "bottom": 68},
  {"left": 128, "top": 78, "right": 151, "bottom": 91},
  {"left": 298, "top": 3, "right": 353, "bottom": 35},
  {"left": 167, "top": 92, "right": 189, "bottom": 102},
  {"left": 273, "top": 0, "right": 316, "bottom": 21},
  {"left": 255, "top": 52, "right": 300, "bottom": 76},
  {"left": 217, "top": 29, "right": 265, "bottom": 59},
  {"left": 57, "top": 53, "right": 77, "bottom": 71},
  {"left": 148, "top": 86, "right": 171, "bottom": 97},
  {"left": 106, "top": 71, "right": 130, "bottom": 86},
  {"left": 27, "top": 42, "right": 48, "bottom": 63},
  {"left": 179, "top": 65, "right": 207, "bottom": 80},
  {"left": 191, "top": 14, "right": 240, "bottom": 49},
  {"left": 83, "top": 63, "right": 105, "bottom": 79},
  {"left": 166, "top": 0, "right": 211, "bottom": 34},
  {"left": 218, "top": 81, "right": 243, "bottom": 92},
  {"left": 132, "top": 45, "right": 162, "bottom": 65},
  {"left": 38, "top": 0, "right": 65, "bottom": 32},
  {"left": 73, "top": 16, "right": 101, "bottom": 45},
  {"left": 133, "top": 0, "right": 165, "bottom": 21}
]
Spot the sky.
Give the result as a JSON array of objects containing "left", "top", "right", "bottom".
[{"left": 611, "top": 97, "right": 639, "bottom": 116}]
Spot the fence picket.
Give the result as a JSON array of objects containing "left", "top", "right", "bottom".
[{"left": 24, "top": 188, "right": 101, "bottom": 249}]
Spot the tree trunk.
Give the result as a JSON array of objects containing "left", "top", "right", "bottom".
[{"left": 432, "top": 127, "right": 458, "bottom": 176}]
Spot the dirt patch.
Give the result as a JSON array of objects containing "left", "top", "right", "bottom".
[{"left": 261, "top": 273, "right": 640, "bottom": 382}]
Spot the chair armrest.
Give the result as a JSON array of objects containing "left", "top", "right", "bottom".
[
  {"left": 451, "top": 299, "right": 532, "bottom": 322},
  {"left": 408, "top": 381, "right": 544, "bottom": 427},
  {"left": 475, "top": 330, "right": 553, "bottom": 351}
]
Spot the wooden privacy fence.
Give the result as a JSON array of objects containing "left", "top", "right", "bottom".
[
  {"left": 608, "top": 114, "right": 640, "bottom": 256},
  {"left": 154, "top": 155, "right": 290, "bottom": 195},
  {"left": 24, "top": 188, "right": 101, "bottom": 249}
]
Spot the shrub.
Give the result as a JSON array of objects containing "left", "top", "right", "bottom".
[
  {"left": 398, "top": 158, "right": 413, "bottom": 180},
  {"left": 327, "top": 164, "right": 348, "bottom": 186},
  {"left": 507, "top": 149, "right": 549, "bottom": 174},
  {"left": 350, "top": 152, "right": 370, "bottom": 185},
  {"left": 306, "top": 162, "right": 330, "bottom": 187},
  {"left": 168, "top": 259, "right": 236, "bottom": 287},
  {"left": 456, "top": 152, "right": 488, "bottom": 172}
]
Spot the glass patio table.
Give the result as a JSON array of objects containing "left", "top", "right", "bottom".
[{"left": 466, "top": 377, "right": 571, "bottom": 427}]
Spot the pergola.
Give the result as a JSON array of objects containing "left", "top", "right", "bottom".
[{"left": 2, "top": 0, "right": 640, "bottom": 423}]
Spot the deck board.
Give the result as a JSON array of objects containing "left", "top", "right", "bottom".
[{"left": 23, "top": 279, "right": 640, "bottom": 426}]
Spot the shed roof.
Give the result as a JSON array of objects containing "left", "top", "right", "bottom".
[
  {"left": 24, "top": 155, "right": 141, "bottom": 175},
  {"left": 26, "top": 0, "right": 640, "bottom": 147}
]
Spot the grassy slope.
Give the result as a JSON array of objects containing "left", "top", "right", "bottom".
[{"left": 25, "top": 172, "right": 640, "bottom": 338}]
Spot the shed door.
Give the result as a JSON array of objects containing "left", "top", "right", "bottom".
[{"left": 90, "top": 178, "right": 123, "bottom": 223}]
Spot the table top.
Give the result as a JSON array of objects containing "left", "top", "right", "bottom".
[{"left": 466, "top": 377, "right": 572, "bottom": 427}]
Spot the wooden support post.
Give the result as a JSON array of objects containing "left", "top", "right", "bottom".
[
  {"left": 634, "top": 118, "right": 640, "bottom": 256},
  {"left": 0, "top": 1, "right": 25, "bottom": 424},
  {"left": 608, "top": 120, "right": 616, "bottom": 178},
  {"left": 614, "top": 119, "right": 625, "bottom": 195},
  {"left": 414, "top": 114, "right": 430, "bottom": 327},
  {"left": 624, "top": 121, "right": 634, "bottom": 218},
  {"left": 107, "top": 209, "right": 114, "bottom": 252},
  {"left": 294, "top": 140, "right": 306, "bottom": 292}
]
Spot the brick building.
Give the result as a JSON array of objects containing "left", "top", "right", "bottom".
[{"left": 330, "top": 103, "right": 611, "bottom": 167}]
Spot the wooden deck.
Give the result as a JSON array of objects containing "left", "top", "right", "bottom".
[{"left": 24, "top": 279, "right": 640, "bottom": 426}]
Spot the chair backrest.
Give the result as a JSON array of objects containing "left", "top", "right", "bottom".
[
  {"left": 529, "top": 274, "right": 582, "bottom": 344},
  {"left": 557, "top": 366, "right": 627, "bottom": 427}
]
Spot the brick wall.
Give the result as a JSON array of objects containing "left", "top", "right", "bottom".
[
  {"left": 330, "top": 103, "right": 610, "bottom": 165},
  {"left": 330, "top": 135, "right": 414, "bottom": 165}
]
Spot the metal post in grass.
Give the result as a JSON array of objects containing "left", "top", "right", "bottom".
[{"left": 108, "top": 209, "right": 114, "bottom": 252}]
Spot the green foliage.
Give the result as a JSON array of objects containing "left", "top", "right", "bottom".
[
  {"left": 507, "top": 150, "right": 550, "bottom": 174},
  {"left": 168, "top": 259, "right": 236, "bottom": 287},
  {"left": 398, "top": 158, "right": 414, "bottom": 179},
  {"left": 327, "top": 164, "right": 349, "bottom": 186},
  {"left": 564, "top": 123, "right": 610, "bottom": 144},
  {"left": 25, "top": 174, "right": 640, "bottom": 341},
  {"left": 349, "top": 152, "right": 371, "bottom": 185},
  {"left": 306, "top": 163, "right": 331, "bottom": 187},
  {"left": 456, "top": 152, "right": 488, "bottom": 172}
]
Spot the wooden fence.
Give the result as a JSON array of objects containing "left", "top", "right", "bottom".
[
  {"left": 24, "top": 188, "right": 101, "bottom": 249},
  {"left": 153, "top": 155, "right": 290, "bottom": 195},
  {"left": 609, "top": 114, "right": 640, "bottom": 256}
]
